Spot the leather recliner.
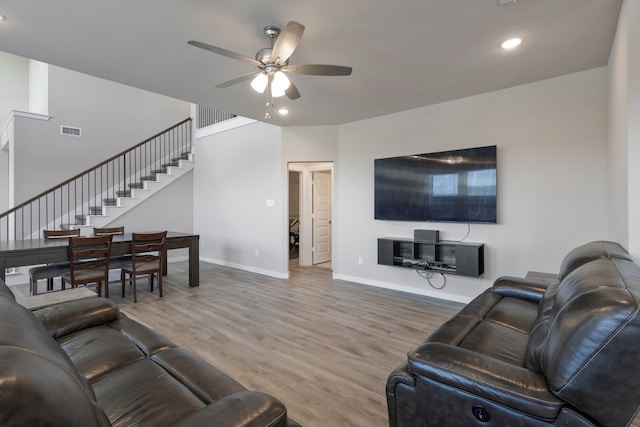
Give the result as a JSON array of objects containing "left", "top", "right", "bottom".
[{"left": 386, "top": 241, "right": 640, "bottom": 427}]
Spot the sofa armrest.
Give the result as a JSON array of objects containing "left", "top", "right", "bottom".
[
  {"left": 170, "top": 391, "right": 288, "bottom": 427},
  {"left": 492, "top": 276, "right": 552, "bottom": 303},
  {"left": 32, "top": 297, "right": 119, "bottom": 339},
  {"left": 408, "top": 342, "right": 564, "bottom": 420}
]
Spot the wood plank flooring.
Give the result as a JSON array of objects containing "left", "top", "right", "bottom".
[
  {"left": 14, "top": 262, "right": 640, "bottom": 427},
  {"left": 106, "top": 261, "right": 461, "bottom": 427}
]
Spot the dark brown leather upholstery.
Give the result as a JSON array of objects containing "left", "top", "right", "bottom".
[
  {"left": 387, "top": 241, "right": 640, "bottom": 427},
  {"left": 0, "top": 279, "right": 299, "bottom": 427}
]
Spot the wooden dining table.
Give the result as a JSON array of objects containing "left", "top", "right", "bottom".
[{"left": 0, "top": 231, "right": 200, "bottom": 287}]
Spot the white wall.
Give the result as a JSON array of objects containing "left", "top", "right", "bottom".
[
  {"left": 0, "top": 53, "right": 28, "bottom": 214},
  {"left": 608, "top": 0, "right": 628, "bottom": 248},
  {"left": 608, "top": 0, "right": 640, "bottom": 259},
  {"left": 3, "top": 61, "right": 194, "bottom": 274},
  {"left": 194, "top": 121, "right": 286, "bottom": 277},
  {"left": 628, "top": 0, "right": 640, "bottom": 259},
  {"left": 334, "top": 68, "right": 609, "bottom": 303},
  {"left": 12, "top": 65, "right": 191, "bottom": 204},
  {"left": 28, "top": 60, "right": 48, "bottom": 115},
  {"left": 282, "top": 126, "right": 338, "bottom": 269},
  {"left": 115, "top": 172, "right": 194, "bottom": 260},
  {"left": 0, "top": 52, "right": 28, "bottom": 123},
  {"left": 194, "top": 70, "right": 609, "bottom": 303}
]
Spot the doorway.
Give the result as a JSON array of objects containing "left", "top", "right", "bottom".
[{"left": 288, "top": 162, "right": 333, "bottom": 268}]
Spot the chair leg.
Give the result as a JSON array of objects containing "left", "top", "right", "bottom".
[
  {"left": 121, "top": 270, "right": 125, "bottom": 298},
  {"left": 150, "top": 274, "right": 154, "bottom": 292},
  {"left": 158, "top": 273, "right": 163, "bottom": 298},
  {"left": 133, "top": 275, "right": 137, "bottom": 303}
]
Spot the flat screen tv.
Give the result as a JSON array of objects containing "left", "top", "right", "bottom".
[{"left": 374, "top": 145, "right": 497, "bottom": 223}]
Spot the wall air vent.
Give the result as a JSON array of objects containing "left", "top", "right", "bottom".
[{"left": 61, "top": 126, "right": 81, "bottom": 137}]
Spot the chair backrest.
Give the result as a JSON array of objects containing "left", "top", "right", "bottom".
[
  {"left": 130, "top": 231, "right": 167, "bottom": 273},
  {"left": 43, "top": 229, "right": 81, "bottom": 240},
  {"left": 67, "top": 235, "right": 113, "bottom": 286},
  {"left": 93, "top": 226, "right": 124, "bottom": 236}
]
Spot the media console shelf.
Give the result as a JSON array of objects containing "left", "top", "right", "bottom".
[{"left": 377, "top": 235, "right": 484, "bottom": 278}]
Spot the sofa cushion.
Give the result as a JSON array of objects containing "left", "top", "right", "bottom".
[
  {"left": 541, "top": 258, "right": 640, "bottom": 426},
  {"left": 58, "top": 325, "right": 147, "bottom": 382},
  {"left": 524, "top": 241, "right": 632, "bottom": 372},
  {"left": 92, "top": 358, "right": 206, "bottom": 427},
  {"left": 523, "top": 280, "right": 559, "bottom": 371},
  {"left": 557, "top": 240, "right": 631, "bottom": 282},
  {"left": 152, "top": 347, "right": 247, "bottom": 403},
  {"left": 0, "top": 290, "right": 110, "bottom": 427},
  {"left": 425, "top": 289, "right": 538, "bottom": 366}
]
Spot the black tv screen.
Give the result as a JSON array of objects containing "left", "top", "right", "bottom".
[{"left": 374, "top": 145, "right": 497, "bottom": 223}]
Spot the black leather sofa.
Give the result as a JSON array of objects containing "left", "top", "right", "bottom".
[
  {"left": 0, "top": 279, "right": 299, "bottom": 427},
  {"left": 387, "top": 241, "right": 640, "bottom": 427}
]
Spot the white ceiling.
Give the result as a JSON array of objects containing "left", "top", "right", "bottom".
[{"left": 0, "top": 0, "right": 623, "bottom": 127}]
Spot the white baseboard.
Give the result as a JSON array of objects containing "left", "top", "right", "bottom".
[
  {"left": 331, "top": 273, "right": 473, "bottom": 305},
  {"left": 200, "top": 256, "right": 289, "bottom": 279}
]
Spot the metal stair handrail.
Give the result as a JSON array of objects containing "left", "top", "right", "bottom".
[{"left": 0, "top": 118, "right": 192, "bottom": 244}]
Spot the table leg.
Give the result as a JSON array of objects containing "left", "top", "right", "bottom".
[{"left": 189, "top": 238, "right": 199, "bottom": 287}]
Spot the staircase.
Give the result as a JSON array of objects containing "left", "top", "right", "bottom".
[
  {"left": 64, "top": 152, "right": 194, "bottom": 233},
  {"left": 0, "top": 118, "right": 193, "bottom": 242}
]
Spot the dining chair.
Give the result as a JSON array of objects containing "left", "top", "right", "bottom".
[
  {"left": 120, "top": 231, "right": 167, "bottom": 303},
  {"left": 61, "top": 235, "right": 113, "bottom": 298},
  {"left": 28, "top": 229, "right": 81, "bottom": 295},
  {"left": 93, "top": 226, "right": 129, "bottom": 296},
  {"left": 93, "top": 226, "right": 124, "bottom": 236}
]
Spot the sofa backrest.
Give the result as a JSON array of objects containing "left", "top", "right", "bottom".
[
  {"left": 531, "top": 258, "right": 640, "bottom": 427},
  {"left": 556, "top": 240, "right": 631, "bottom": 282},
  {"left": 0, "top": 279, "right": 111, "bottom": 426}
]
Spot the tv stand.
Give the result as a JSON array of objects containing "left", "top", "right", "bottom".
[{"left": 377, "top": 236, "right": 484, "bottom": 277}]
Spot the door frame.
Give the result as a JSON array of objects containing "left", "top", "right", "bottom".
[{"left": 288, "top": 162, "right": 333, "bottom": 267}]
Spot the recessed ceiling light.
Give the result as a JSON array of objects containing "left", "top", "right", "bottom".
[
  {"left": 0, "top": 13, "right": 6, "bottom": 22},
  {"left": 501, "top": 37, "right": 523, "bottom": 49},
  {"left": 278, "top": 108, "right": 289, "bottom": 116}
]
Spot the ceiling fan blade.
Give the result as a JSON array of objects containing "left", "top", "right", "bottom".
[
  {"left": 285, "top": 81, "right": 301, "bottom": 100},
  {"left": 282, "top": 64, "right": 352, "bottom": 76},
  {"left": 188, "top": 40, "right": 261, "bottom": 66},
  {"left": 271, "top": 21, "right": 305, "bottom": 66},
  {"left": 216, "top": 72, "right": 260, "bottom": 88}
]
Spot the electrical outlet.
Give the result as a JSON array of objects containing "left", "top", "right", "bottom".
[
  {"left": 358, "top": 257, "right": 364, "bottom": 265},
  {"left": 255, "top": 249, "right": 259, "bottom": 257}
]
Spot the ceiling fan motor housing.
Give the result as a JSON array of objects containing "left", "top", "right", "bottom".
[{"left": 256, "top": 48, "right": 273, "bottom": 64}]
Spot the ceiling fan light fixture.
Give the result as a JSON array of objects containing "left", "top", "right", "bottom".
[
  {"left": 271, "top": 84, "right": 286, "bottom": 98},
  {"left": 273, "top": 71, "right": 290, "bottom": 90},
  {"left": 271, "top": 71, "right": 290, "bottom": 97},
  {"left": 501, "top": 37, "right": 523, "bottom": 49},
  {"left": 250, "top": 73, "right": 268, "bottom": 93}
]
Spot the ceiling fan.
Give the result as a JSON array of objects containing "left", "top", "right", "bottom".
[{"left": 188, "top": 21, "right": 352, "bottom": 102}]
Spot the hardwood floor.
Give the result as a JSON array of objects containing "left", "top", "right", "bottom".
[
  {"left": 15, "top": 262, "right": 640, "bottom": 426},
  {"left": 106, "top": 261, "right": 462, "bottom": 427}
]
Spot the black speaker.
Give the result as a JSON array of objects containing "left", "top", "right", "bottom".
[{"left": 414, "top": 229, "right": 439, "bottom": 243}]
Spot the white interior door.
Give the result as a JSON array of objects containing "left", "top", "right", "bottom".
[{"left": 313, "top": 171, "right": 332, "bottom": 265}]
